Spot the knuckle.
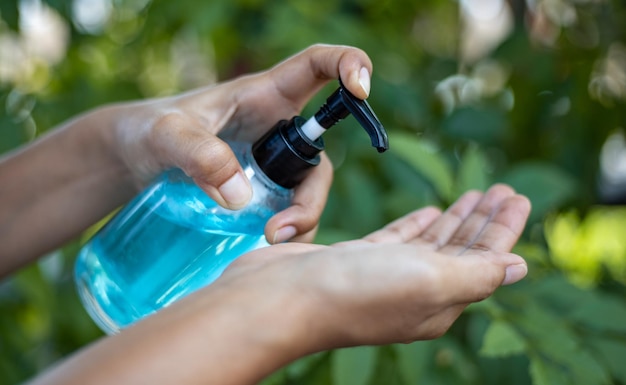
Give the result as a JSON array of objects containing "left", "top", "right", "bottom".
[
  {"left": 149, "top": 111, "right": 188, "bottom": 149},
  {"left": 152, "top": 111, "right": 187, "bottom": 135},
  {"left": 189, "top": 140, "right": 237, "bottom": 181}
]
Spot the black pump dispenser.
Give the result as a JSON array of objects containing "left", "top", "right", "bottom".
[{"left": 252, "top": 80, "right": 389, "bottom": 188}]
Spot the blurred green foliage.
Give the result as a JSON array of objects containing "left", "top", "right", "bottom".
[{"left": 2, "top": 0, "right": 626, "bottom": 384}]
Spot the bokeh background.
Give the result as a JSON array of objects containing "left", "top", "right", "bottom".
[{"left": 2, "top": 0, "right": 626, "bottom": 384}]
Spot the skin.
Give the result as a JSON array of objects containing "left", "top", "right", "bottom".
[
  {"left": 0, "top": 44, "right": 532, "bottom": 384},
  {"left": 29, "top": 184, "right": 530, "bottom": 385},
  {"left": 0, "top": 44, "right": 372, "bottom": 276}
]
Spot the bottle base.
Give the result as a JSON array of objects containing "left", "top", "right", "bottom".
[
  {"left": 76, "top": 275, "right": 121, "bottom": 335},
  {"left": 74, "top": 243, "right": 151, "bottom": 335}
]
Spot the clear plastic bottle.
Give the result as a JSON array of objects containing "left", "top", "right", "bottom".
[
  {"left": 75, "top": 81, "right": 388, "bottom": 334},
  {"left": 75, "top": 143, "right": 292, "bottom": 334}
]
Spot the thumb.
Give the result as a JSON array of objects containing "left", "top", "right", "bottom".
[
  {"left": 152, "top": 114, "right": 252, "bottom": 210},
  {"left": 443, "top": 252, "right": 528, "bottom": 304},
  {"left": 268, "top": 44, "right": 373, "bottom": 106}
]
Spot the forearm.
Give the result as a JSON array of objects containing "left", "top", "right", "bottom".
[
  {"left": 0, "top": 105, "right": 136, "bottom": 276},
  {"left": 29, "top": 277, "right": 315, "bottom": 385}
]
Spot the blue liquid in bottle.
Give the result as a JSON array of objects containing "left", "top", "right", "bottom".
[{"left": 75, "top": 144, "right": 292, "bottom": 334}]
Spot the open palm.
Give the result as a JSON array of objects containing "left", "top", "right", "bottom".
[{"left": 222, "top": 183, "right": 531, "bottom": 349}]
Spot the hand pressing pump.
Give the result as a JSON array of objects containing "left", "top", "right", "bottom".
[{"left": 74, "top": 80, "right": 389, "bottom": 334}]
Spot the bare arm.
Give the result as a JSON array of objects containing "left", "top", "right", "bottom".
[
  {"left": 0, "top": 44, "right": 373, "bottom": 277},
  {"left": 0, "top": 105, "right": 136, "bottom": 274},
  {"left": 28, "top": 184, "right": 531, "bottom": 385}
]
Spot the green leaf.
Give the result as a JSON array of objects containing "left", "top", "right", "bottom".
[
  {"left": 456, "top": 143, "right": 490, "bottom": 196},
  {"left": 286, "top": 351, "right": 328, "bottom": 378},
  {"left": 0, "top": 1, "right": 19, "bottom": 30},
  {"left": 333, "top": 164, "right": 385, "bottom": 235},
  {"left": 389, "top": 132, "right": 454, "bottom": 202},
  {"left": 465, "top": 297, "right": 504, "bottom": 317},
  {"left": 527, "top": 275, "right": 626, "bottom": 333},
  {"left": 524, "top": 274, "right": 585, "bottom": 310},
  {"left": 381, "top": 154, "right": 442, "bottom": 211},
  {"left": 331, "top": 346, "right": 378, "bottom": 385},
  {"left": 258, "top": 368, "right": 287, "bottom": 385},
  {"left": 498, "top": 162, "right": 578, "bottom": 223},
  {"left": 314, "top": 228, "right": 360, "bottom": 245},
  {"left": 366, "top": 345, "right": 405, "bottom": 385},
  {"left": 479, "top": 320, "right": 526, "bottom": 358},
  {"left": 289, "top": 352, "right": 334, "bottom": 385},
  {"left": 529, "top": 357, "right": 570, "bottom": 385},
  {"left": 568, "top": 291, "right": 626, "bottom": 333},
  {"left": 515, "top": 300, "right": 611, "bottom": 385},
  {"left": 0, "top": 112, "right": 31, "bottom": 154},
  {"left": 514, "top": 302, "right": 579, "bottom": 365},
  {"left": 394, "top": 342, "right": 431, "bottom": 385},
  {"left": 566, "top": 349, "right": 611, "bottom": 385},
  {"left": 587, "top": 337, "right": 626, "bottom": 382},
  {"left": 442, "top": 106, "right": 508, "bottom": 145},
  {"left": 432, "top": 337, "right": 480, "bottom": 383}
]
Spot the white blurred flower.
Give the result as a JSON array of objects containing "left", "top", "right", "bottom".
[
  {"left": 0, "top": 0, "right": 69, "bottom": 90},
  {"left": 460, "top": 0, "right": 513, "bottom": 63},
  {"left": 472, "top": 59, "right": 510, "bottom": 96},
  {"left": 0, "top": 32, "right": 27, "bottom": 84},
  {"left": 72, "top": 0, "right": 112, "bottom": 35},
  {"left": 435, "top": 74, "right": 480, "bottom": 114},
  {"left": 600, "top": 129, "right": 626, "bottom": 184},
  {"left": 20, "top": 0, "right": 69, "bottom": 65},
  {"left": 540, "top": 0, "right": 578, "bottom": 27},
  {"left": 589, "top": 43, "right": 626, "bottom": 106},
  {"left": 435, "top": 59, "right": 511, "bottom": 113}
]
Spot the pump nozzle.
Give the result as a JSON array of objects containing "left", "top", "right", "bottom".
[
  {"left": 253, "top": 79, "right": 388, "bottom": 188},
  {"left": 303, "top": 80, "right": 389, "bottom": 153}
]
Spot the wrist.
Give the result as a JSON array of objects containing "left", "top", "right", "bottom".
[
  {"left": 203, "top": 270, "right": 319, "bottom": 378},
  {"left": 222, "top": 253, "right": 353, "bottom": 359}
]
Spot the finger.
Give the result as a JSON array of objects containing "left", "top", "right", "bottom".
[
  {"left": 362, "top": 206, "right": 442, "bottom": 244},
  {"left": 458, "top": 194, "right": 531, "bottom": 254},
  {"left": 150, "top": 113, "right": 252, "bottom": 210},
  {"left": 403, "top": 250, "right": 528, "bottom": 341},
  {"left": 438, "top": 184, "right": 517, "bottom": 255},
  {"left": 265, "top": 153, "right": 333, "bottom": 244},
  {"left": 402, "top": 249, "right": 528, "bottom": 342},
  {"left": 289, "top": 224, "right": 319, "bottom": 244},
  {"left": 269, "top": 44, "right": 374, "bottom": 107},
  {"left": 411, "top": 190, "right": 483, "bottom": 250},
  {"left": 437, "top": 252, "right": 527, "bottom": 304}
]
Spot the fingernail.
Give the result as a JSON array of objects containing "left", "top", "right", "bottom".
[
  {"left": 218, "top": 172, "right": 252, "bottom": 210},
  {"left": 273, "top": 226, "right": 297, "bottom": 244},
  {"left": 358, "top": 67, "right": 370, "bottom": 97},
  {"left": 502, "top": 263, "right": 528, "bottom": 285}
]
